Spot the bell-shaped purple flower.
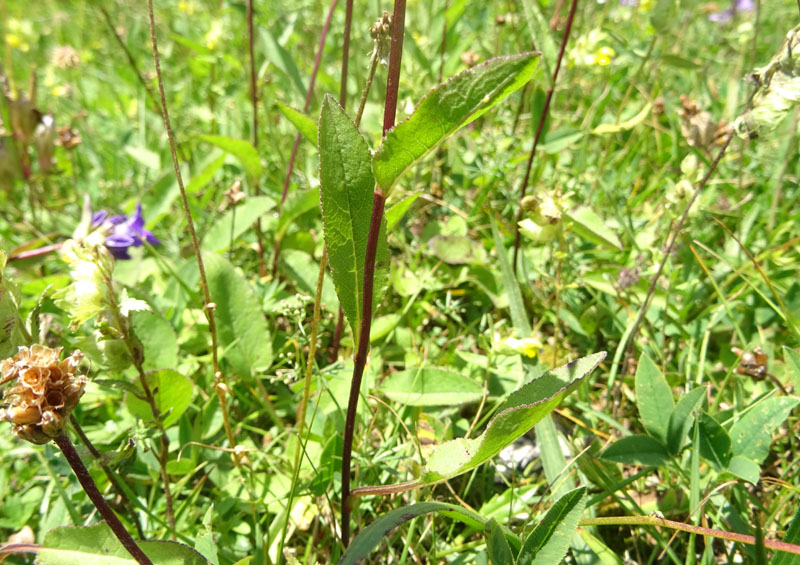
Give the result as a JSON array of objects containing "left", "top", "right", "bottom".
[{"left": 102, "top": 203, "right": 161, "bottom": 260}]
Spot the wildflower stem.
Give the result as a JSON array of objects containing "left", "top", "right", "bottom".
[
  {"left": 341, "top": 0, "right": 406, "bottom": 546},
  {"left": 146, "top": 0, "right": 237, "bottom": 466},
  {"left": 512, "top": 0, "right": 579, "bottom": 273},
  {"left": 53, "top": 432, "right": 153, "bottom": 565},
  {"left": 69, "top": 415, "right": 145, "bottom": 539},
  {"left": 340, "top": 0, "right": 354, "bottom": 106},
  {"left": 247, "top": 0, "right": 267, "bottom": 278}
]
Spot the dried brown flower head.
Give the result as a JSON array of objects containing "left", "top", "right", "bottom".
[
  {"left": 461, "top": 50, "right": 481, "bottom": 68},
  {"left": 0, "top": 345, "right": 87, "bottom": 444},
  {"left": 51, "top": 45, "right": 80, "bottom": 69},
  {"left": 57, "top": 126, "right": 82, "bottom": 150}
]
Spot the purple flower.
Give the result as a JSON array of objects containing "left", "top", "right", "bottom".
[
  {"left": 619, "top": 0, "right": 638, "bottom": 6},
  {"left": 709, "top": 0, "right": 755, "bottom": 22},
  {"left": 91, "top": 203, "right": 161, "bottom": 260}
]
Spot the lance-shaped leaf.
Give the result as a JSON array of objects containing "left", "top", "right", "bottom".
[
  {"left": 318, "top": 95, "right": 389, "bottom": 340},
  {"left": 199, "top": 134, "right": 261, "bottom": 185},
  {"left": 276, "top": 101, "right": 317, "bottom": 144},
  {"left": 340, "top": 501, "right": 521, "bottom": 565},
  {"left": 517, "top": 487, "right": 587, "bottom": 565},
  {"left": 421, "top": 352, "right": 605, "bottom": 483},
  {"left": 372, "top": 52, "right": 540, "bottom": 192}
]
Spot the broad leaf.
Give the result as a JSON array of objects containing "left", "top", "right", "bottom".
[
  {"left": 372, "top": 52, "right": 540, "bottom": 192},
  {"left": 784, "top": 346, "right": 800, "bottom": 393},
  {"left": 422, "top": 352, "right": 605, "bottom": 483},
  {"left": 429, "top": 234, "right": 487, "bottom": 264},
  {"left": 131, "top": 309, "right": 179, "bottom": 371},
  {"left": 517, "top": 487, "right": 587, "bottom": 565},
  {"left": 567, "top": 206, "right": 623, "bottom": 250},
  {"left": 202, "top": 196, "right": 276, "bottom": 252},
  {"left": 666, "top": 386, "right": 707, "bottom": 455},
  {"left": 486, "top": 518, "right": 515, "bottom": 565},
  {"left": 186, "top": 153, "right": 226, "bottom": 194},
  {"left": 340, "top": 502, "right": 520, "bottom": 565},
  {"left": 276, "top": 101, "right": 317, "bottom": 144},
  {"left": 204, "top": 253, "right": 273, "bottom": 376},
  {"left": 125, "top": 369, "right": 193, "bottom": 428},
  {"left": 601, "top": 435, "right": 670, "bottom": 467},
  {"left": 727, "top": 455, "right": 762, "bottom": 485},
  {"left": 729, "top": 396, "right": 800, "bottom": 463},
  {"left": 379, "top": 367, "right": 483, "bottom": 406},
  {"left": 37, "top": 522, "right": 209, "bottom": 564},
  {"left": 318, "top": 95, "right": 389, "bottom": 341},
  {"left": 199, "top": 135, "right": 262, "bottom": 184},
  {"left": 635, "top": 354, "right": 673, "bottom": 444},
  {"left": 385, "top": 192, "right": 421, "bottom": 232},
  {"left": 697, "top": 412, "right": 732, "bottom": 470}
]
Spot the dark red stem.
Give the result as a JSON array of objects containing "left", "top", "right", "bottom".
[
  {"left": 512, "top": 0, "right": 579, "bottom": 272},
  {"left": 8, "top": 242, "right": 62, "bottom": 262},
  {"left": 54, "top": 432, "right": 152, "bottom": 565}
]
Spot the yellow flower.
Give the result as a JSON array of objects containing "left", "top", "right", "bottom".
[
  {"left": 178, "top": 0, "right": 196, "bottom": 15},
  {"left": 595, "top": 46, "right": 615, "bottom": 66},
  {"left": 504, "top": 337, "right": 544, "bottom": 359}
]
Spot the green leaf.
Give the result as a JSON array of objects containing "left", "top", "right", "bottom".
[
  {"left": 697, "top": 412, "right": 732, "bottom": 470},
  {"left": 422, "top": 352, "right": 605, "bottom": 482},
  {"left": 260, "top": 29, "right": 306, "bottom": 98},
  {"left": 666, "top": 386, "right": 707, "bottom": 455},
  {"left": 601, "top": 435, "right": 670, "bottom": 467},
  {"left": 276, "top": 101, "right": 317, "bottom": 144},
  {"left": 370, "top": 313, "right": 401, "bottom": 343},
  {"left": 204, "top": 253, "right": 273, "bottom": 376},
  {"left": 385, "top": 192, "right": 421, "bottom": 232},
  {"left": 379, "top": 367, "right": 483, "bottom": 406},
  {"left": 519, "top": 0, "right": 556, "bottom": 77},
  {"left": 372, "top": 52, "right": 540, "bottom": 192},
  {"left": 194, "top": 507, "right": 220, "bottom": 565},
  {"left": 199, "top": 135, "right": 262, "bottom": 184},
  {"left": 186, "top": 153, "right": 226, "bottom": 194},
  {"left": 635, "top": 354, "right": 673, "bottom": 445},
  {"left": 0, "top": 250, "right": 26, "bottom": 358},
  {"left": 729, "top": 396, "right": 800, "bottom": 464},
  {"left": 486, "top": 518, "right": 516, "bottom": 565},
  {"left": 125, "top": 369, "right": 193, "bottom": 428},
  {"left": 783, "top": 346, "right": 800, "bottom": 394},
  {"left": 517, "top": 487, "right": 587, "bottom": 565},
  {"left": 124, "top": 145, "right": 160, "bottom": 170},
  {"left": 428, "top": 234, "right": 487, "bottom": 265},
  {"left": 591, "top": 103, "right": 652, "bottom": 135},
  {"left": 577, "top": 529, "right": 625, "bottom": 565},
  {"left": 566, "top": 206, "right": 623, "bottom": 250},
  {"left": 318, "top": 95, "right": 389, "bottom": 341},
  {"left": 340, "top": 502, "right": 520, "bottom": 565},
  {"left": 37, "top": 522, "right": 209, "bottom": 564},
  {"left": 770, "top": 503, "right": 800, "bottom": 565},
  {"left": 202, "top": 196, "right": 277, "bottom": 252},
  {"left": 727, "top": 455, "right": 762, "bottom": 485},
  {"left": 131, "top": 309, "right": 179, "bottom": 372}
]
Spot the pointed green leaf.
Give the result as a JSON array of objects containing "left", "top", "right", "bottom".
[
  {"left": 729, "top": 396, "right": 800, "bottom": 463},
  {"left": 697, "top": 412, "right": 732, "bottom": 470},
  {"left": 385, "top": 191, "right": 421, "bottom": 232},
  {"left": 340, "top": 502, "right": 520, "bottom": 565},
  {"left": 199, "top": 134, "right": 262, "bottom": 184},
  {"left": 276, "top": 101, "right": 317, "bottom": 144},
  {"left": 318, "top": 95, "right": 389, "bottom": 340},
  {"left": 380, "top": 367, "right": 483, "bottom": 406},
  {"left": 422, "top": 352, "right": 605, "bottom": 483},
  {"left": 517, "top": 487, "right": 587, "bottom": 565},
  {"left": 38, "top": 522, "right": 209, "bottom": 564},
  {"left": 125, "top": 369, "right": 193, "bottom": 428},
  {"left": 666, "top": 386, "right": 707, "bottom": 455},
  {"left": 567, "top": 206, "right": 623, "bottom": 250},
  {"left": 784, "top": 346, "right": 800, "bottom": 393},
  {"left": 373, "top": 52, "right": 540, "bottom": 192},
  {"left": 204, "top": 253, "right": 273, "bottom": 376},
  {"left": 486, "top": 518, "right": 516, "bottom": 565},
  {"left": 0, "top": 250, "right": 26, "bottom": 358},
  {"left": 770, "top": 503, "right": 800, "bottom": 565},
  {"left": 601, "top": 435, "right": 670, "bottom": 467},
  {"left": 727, "top": 455, "right": 762, "bottom": 485},
  {"left": 635, "top": 354, "right": 673, "bottom": 444}
]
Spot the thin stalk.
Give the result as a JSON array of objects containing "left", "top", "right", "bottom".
[
  {"left": 247, "top": 0, "right": 267, "bottom": 277},
  {"left": 512, "top": 0, "right": 579, "bottom": 272},
  {"left": 146, "top": 0, "right": 237, "bottom": 462},
  {"left": 340, "top": 0, "right": 354, "bottom": 106},
  {"left": 273, "top": 0, "right": 340, "bottom": 277},
  {"left": 70, "top": 415, "right": 145, "bottom": 539},
  {"left": 579, "top": 515, "right": 800, "bottom": 556},
  {"left": 615, "top": 133, "right": 734, "bottom": 381},
  {"left": 341, "top": 0, "right": 407, "bottom": 546},
  {"left": 54, "top": 432, "right": 153, "bottom": 565}
]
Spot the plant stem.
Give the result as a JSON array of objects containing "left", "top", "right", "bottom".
[
  {"left": 579, "top": 515, "right": 800, "bottom": 556},
  {"left": 340, "top": 0, "right": 354, "bottom": 106},
  {"left": 54, "top": 432, "right": 153, "bottom": 565},
  {"left": 69, "top": 415, "right": 145, "bottom": 539},
  {"left": 146, "top": 0, "right": 237, "bottom": 465},
  {"left": 247, "top": 0, "right": 267, "bottom": 278},
  {"left": 511, "top": 0, "right": 579, "bottom": 272},
  {"left": 7, "top": 242, "right": 62, "bottom": 262},
  {"left": 341, "top": 0, "right": 407, "bottom": 546},
  {"left": 273, "top": 0, "right": 339, "bottom": 277}
]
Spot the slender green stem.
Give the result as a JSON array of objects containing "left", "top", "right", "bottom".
[
  {"left": 146, "top": 0, "right": 237, "bottom": 463},
  {"left": 579, "top": 515, "right": 800, "bottom": 556},
  {"left": 54, "top": 432, "right": 153, "bottom": 565},
  {"left": 512, "top": 0, "right": 579, "bottom": 272},
  {"left": 247, "top": 0, "right": 267, "bottom": 278}
]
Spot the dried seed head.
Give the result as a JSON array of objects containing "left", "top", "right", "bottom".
[{"left": 0, "top": 345, "right": 88, "bottom": 444}]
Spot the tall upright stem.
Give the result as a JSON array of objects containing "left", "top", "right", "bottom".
[
  {"left": 247, "top": 0, "right": 267, "bottom": 277},
  {"left": 511, "top": 0, "right": 579, "bottom": 272},
  {"left": 340, "top": 0, "right": 354, "bottom": 106},
  {"left": 146, "top": 0, "right": 237, "bottom": 461},
  {"left": 54, "top": 432, "right": 153, "bottom": 565},
  {"left": 340, "top": 0, "right": 407, "bottom": 546}
]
